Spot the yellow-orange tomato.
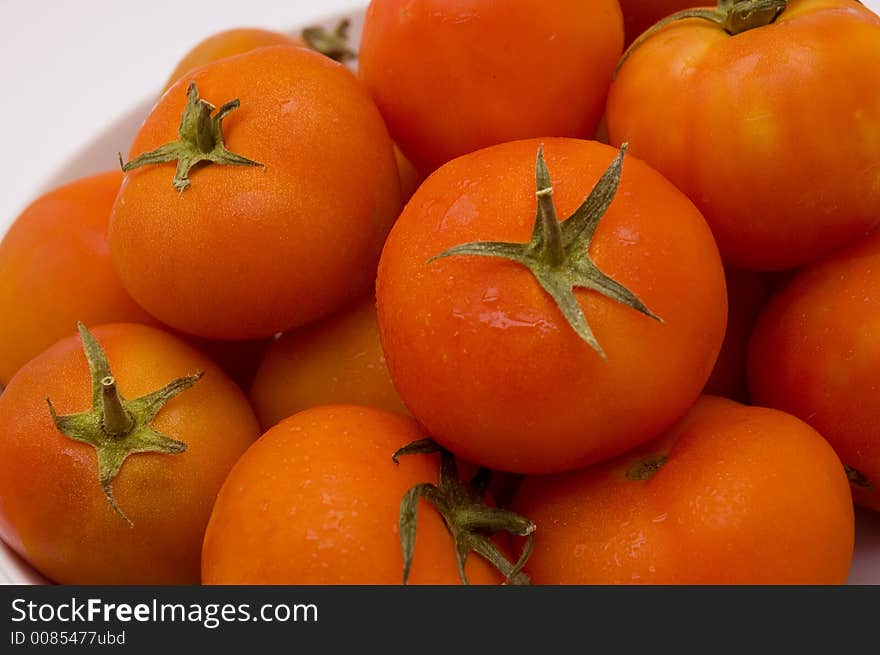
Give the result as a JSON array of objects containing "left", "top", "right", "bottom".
[
  {"left": 0, "top": 172, "right": 156, "bottom": 386},
  {"left": 0, "top": 323, "right": 260, "bottom": 584},
  {"left": 202, "top": 405, "right": 502, "bottom": 584},
  {"left": 163, "top": 28, "right": 300, "bottom": 92},
  {"left": 513, "top": 396, "right": 854, "bottom": 584},
  {"left": 377, "top": 138, "right": 727, "bottom": 474},
  {"left": 360, "top": 0, "right": 624, "bottom": 174},
  {"left": 250, "top": 294, "right": 406, "bottom": 431},
  {"left": 608, "top": 0, "right": 880, "bottom": 270},
  {"left": 109, "top": 46, "right": 401, "bottom": 339},
  {"left": 748, "top": 229, "right": 880, "bottom": 512}
]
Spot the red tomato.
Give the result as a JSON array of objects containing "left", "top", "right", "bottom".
[
  {"left": 0, "top": 323, "right": 259, "bottom": 584},
  {"left": 513, "top": 396, "right": 854, "bottom": 584},
  {"left": 703, "top": 268, "right": 772, "bottom": 401},
  {"left": 619, "top": 0, "right": 702, "bottom": 45},
  {"left": 109, "top": 46, "right": 401, "bottom": 339},
  {"left": 748, "top": 228, "right": 880, "bottom": 511},
  {"left": 607, "top": 0, "right": 880, "bottom": 270},
  {"left": 377, "top": 138, "right": 726, "bottom": 474},
  {"left": 250, "top": 294, "right": 407, "bottom": 431},
  {"left": 360, "top": 0, "right": 624, "bottom": 174},
  {"left": 202, "top": 406, "right": 519, "bottom": 584}
]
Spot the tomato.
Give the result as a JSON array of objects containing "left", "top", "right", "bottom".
[
  {"left": 359, "top": 0, "right": 624, "bottom": 174},
  {"left": 162, "top": 28, "right": 301, "bottom": 92},
  {"left": 109, "top": 45, "right": 401, "bottom": 340},
  {"left": 0, "top": 323, "right": 260, "bottom": 584},
  {"left": 0, "top": 172, "right": 157, "bottom": 387},
  {"left": 202, "top": 406, "right": 522, "bottom": 584},
  {"left": 250, "top": 293, "right": 406, "bottom": 431},
  {"left": 618, "top": 0, "right": 702, "bottom": 45},
  {"left": 702, "top": 268, "right": 771, "bottom": 401},
  {"left": 513, "top": 396, "right": 854, "bottom": 584},
  {"left": 185, "top": 335, "right": 272, "bottom": 392},
  {"left": 607, "top": 0, "right": 880, "bottom": 271},
  {"left": 376, "top": 138, "right": 726, "bottom": 474},
  {"left": 748, "top": 228, "right": 880, "bottom": 512}
]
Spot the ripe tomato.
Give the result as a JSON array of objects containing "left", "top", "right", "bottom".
[
  {"left": 376, "top": 138, "right": 726, "bottom": 474},
  {"left": 202, "top": 406, "right": 511, "bottom": 584},
  {"left": 110, "top": 45, "right": 401, "bottom": 339},
  {"left": 162, "top": 28, "right": 301, "bottom": 92},
  {"left": 748, "top": 228, "right": 880, "bottom": 511},
  {"left": 513, "top": 396, "right": 854, "bottom": 584},
  {"left": 0, "top": 323, "right": 260, "bottom": 584},
  {"left": 359, "top": 0, "right": 624, "bottom": 174},
  {"left": 618, "top": 0, "right": 701, "bottom": 45},
  {"left": 607, "top": 0, "right": 880, "bottom": 270},
  {"left": 702, "top": 268, "right": 771, "bottom": 401},
  {"left": 250, "top": 293, "right": 406, "bottom": 431},
  {"left": 0, "top": 172, "right": 156, "bottom": 387}
]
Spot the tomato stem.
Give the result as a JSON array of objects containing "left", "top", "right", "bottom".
[
  {"left": 302, "top": 19, "right": 357, "bottom": 63},
  {"left": 394, "top": 439, "right": 535, "bottom": 586},
  {"left": 119, "top": 82, "right": 263, "bottom": 192},
  {"left": 428, "top": 144, "right": 661, "bottom": 357},
  {"left": 100, "top": 376, "right": 133, "bottom": 437},
  {"left": 46, "top": 323, "right": 201, "bottom": 525},
  {"left": 616, "top": 0, "right": 788, "bottom": 78}
]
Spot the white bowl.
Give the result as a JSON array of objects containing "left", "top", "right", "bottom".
[{"left": 2, "top": 2, "right": 879, "bottom": 585}]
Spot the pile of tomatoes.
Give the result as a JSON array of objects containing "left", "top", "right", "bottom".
[{"left": 1, "top": 0, "right": 879, "bottom": 585}]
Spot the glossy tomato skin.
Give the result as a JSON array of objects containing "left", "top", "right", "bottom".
[
  {"left": 163, "top": 28, "right": 300, "bottom": 92},
  {"left": 202, "top": 405, "right": 501, "bottom": 584},
  {"left": 702, "top": 268, "right": 771, "bottom": 401},
  {"left": 607, "top": 0, "right": 880, "bottom": 271},
  {"left": 513, "top": 396, "right": 854, "bottom": 584},
  {"left": 110, "top": 45, "right": 401, "bottom": 340},
  {"left": 377, "top": 138, "right": 727, "bottom": 474},
  {"left": 250, "top": 293, "right": 407, "bottom": 431},
  {"left": 0, "top": 324, "right": 260, "bottom": 584},
  {"left": 0, "top": 172, "right": 157, "bottom": 387},
  {"left": 360, "top": 0, "right": 623, "bottom": 174},
  {"left": 619, "top": 0, "right": 701, "bottom": 45},
  {"left": 748, "top": 229, "right": 880, "bottom": 511}
]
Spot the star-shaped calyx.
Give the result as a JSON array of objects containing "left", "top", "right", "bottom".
[
  {"left": 47, "top": 323, "right": 203, "bottom": 525},
  {"left": 394, "top": 439, "right": 535, "bottom": 585},
  {"left": 119, "top": 81, "right": 263, "bottom": 192},
  {"left": 430, "top": 144, "right": 661, "bottom": 358},
  {"left": 301, "top": 18, "right": 357, "bottom": 63}
]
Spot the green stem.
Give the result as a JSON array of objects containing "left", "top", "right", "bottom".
[
  {"left": 100, "top": 377, "right": 133, "bottom": 437},
  {"left": 395, "top": 440, "right": 536, "bottom": 585},
  {"left": 301, "top": 19, "right": 357, "bottom": 63},
  {"left": 120, "top": 82, "right": 262, "bottom": 192}
]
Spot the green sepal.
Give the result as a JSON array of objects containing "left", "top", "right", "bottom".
[
  {"left": 430, "top": 144, "right": 661, "bottom": 358},
  {"left": 394, "top": 440, "right": 536, "bottom": 586},
  {"left": 120, "top": 81, "right": 263, "bottom": 192},
  {"left": 47, "top": 323, "right": 202, "bottom": 525}
]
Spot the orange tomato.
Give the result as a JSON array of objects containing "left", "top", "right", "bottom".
[
  {"left": 513, "top": 396, "right": 854, "bottom": 584},
  {"left": 0, "top": 323, "right": 260, "bottom": 584},
  {"left": 702, "top": 268, "right": 771, "bottom": 401},
  {"left": 250, "top": 293, "right": 406, "bottom": 431},
  {"left": 377, "top": 138, "right": 726, "bottom": 474},
  {"left": 109, "top": 46, "right": 401, "bottom": 339},
  {"left": 359, "top": 0, "right": 624, "bottom": 174},
  {"left": 0, "top": 172, "right": 156, "bottom": 387},
  {"left": 202, "top": 406, "right": 503, "bottom": 584},
  {"left": 163, "top": 28, "right": 300, "bottom": 92},
  {"left": 748, "top": 228, "right": 880, "bottom": 511},
  {"left": 607, "top": 0, "right": 880, "bottom": 270}
]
